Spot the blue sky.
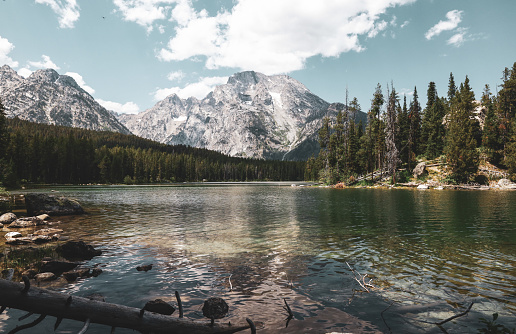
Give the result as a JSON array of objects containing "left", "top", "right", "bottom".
[{"left": 0, "top": 0, "right": 515, "bottom": 114}]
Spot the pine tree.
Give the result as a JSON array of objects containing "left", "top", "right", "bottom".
[
  {"left": 482, "top": 85, "right": 502, "bottom": 165},
  {"left": 421, "top": 82, "right": 446, "bottom": 159},
  {"left": 370, "top": 84, "right": 385, "bottom": 175},
  {"left": 385, "top": 86, "right": 399, "bottom": 183},
  {"left": 396, "top": 95, "right": 410, "bottom": 166},
  {"left": 447, "top": 72, "right": 457, "bottom": 104},
  {"left": 408, "top": 87, "right": 421, "bottom": 170},
  {"left": 445, "top": 76, "right": 479, "bottom": 183}
]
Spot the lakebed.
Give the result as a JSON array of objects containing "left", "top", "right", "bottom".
[{"left": 1, "top": 183, "right": 515, "bottom": 333}]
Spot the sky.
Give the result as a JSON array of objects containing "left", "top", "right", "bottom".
[{"left": 0, "top": 0, "right": 515, "bottom": 115}]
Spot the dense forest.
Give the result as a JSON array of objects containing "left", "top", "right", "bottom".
[
  {"left": 0, "top": 115, "right": 306, "bottom": 187},
  {"left": 306, "top": 62, "right": 516, "bottom": 185}
]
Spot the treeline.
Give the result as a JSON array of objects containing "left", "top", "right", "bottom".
[
  {"left": 306, "top": 62, "right": 516, "bottom": 184},
  {"left": 0, "top": 116, "right": 305, "bottom": 187}
]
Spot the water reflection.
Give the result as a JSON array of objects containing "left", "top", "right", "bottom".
[{"left": 2, "top": 185, "right": 515, "bottom": 333}]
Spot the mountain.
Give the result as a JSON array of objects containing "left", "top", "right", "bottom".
[
  {"left": 0, "top": 65, "right": 130, "bottom": 135},
  {"left": 120, "top": 71, "right": 364, "bottom": 160}
]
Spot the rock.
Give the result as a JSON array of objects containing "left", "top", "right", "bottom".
[
  {"left": 5, "top": 231, "right": 22, "bottom": 239},
  {"left": 56, "top": 241, "right": 102, "bottom": 260},
  {"left": 35, "top": 272, "right": 57, "bottom": 282},
  {"left": 40, "top": 260, "right": 79, "bottom": 275},
  {"left": 143, "top": 299, "right": 175, "bottom": 315},
  {"left": 413, "top": 162, "right": 426, "bottom": 179},
  {"left": 91, "top": 268, "right": 103, "bottom": 277},
  {"left": 21, "top": 269, "right": 38, "bottom": 279},
  {"left": 0, "top": 212, "right": 17, "bottom": 224},
  {"left": 136, "top": 264, "right": 153, "bottom": 272},
  {"left": 33, "top": 228, "right": 64, "bottom": 235},
  {"left": 5, "top": 237, "right": 32, "bottom": 245},
  {"left": 63, "top": 268, "right": 91, "bottom": 281},
  {"left": 202, "top": 297, "right": 229, "bottom": 320},
  {"left": 25, "top": 193, "right": 85, "bottom": 216},
  {"left": 8, "top": 217, "right": 47, "bottom": 228},
  {"left": 36, "top": 214, "right": 50, "bottom": 220},
  {"left": 0, "top": 223, "right": 3, "bottom": 228},
  {"left": 31, "top": 235, "right": 53, "bottom": 244},
  {"left": 417, "top": 184, "right": 429, "bottom": 189}
]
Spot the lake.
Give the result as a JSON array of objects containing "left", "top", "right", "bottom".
[{"left": 1, "top": 184, "right": 516, "bottom": 333}]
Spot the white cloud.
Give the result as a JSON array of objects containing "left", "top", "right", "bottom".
[
  {"left": 167, "top": 70, "right": 185, "bottom": 81},
  {"left": 400, "top": 20, "right": 410, "bottom": 28},
  {"left": 27, "top": 55, "right": 60, "bottom": 70},
  {"left": 35, "top": 0, "right": 80, "bottom": 29},
  {"left": 98, "top": 99, "right": 140, "bottom": 114},
  {"left": 0, "top": 35, "right": 19, "bottom": 68},
  {"left": 65, "top": 72, "right": 95, "bottom": 94},
  {"left": 154, "top": 76, "right": 228, "bottom": 100},
  {"left": 113, "top": 0, "right": 177, "bottom": 33},
  {"left": 368, "top": 20, "right": 388, "bottom": 38},
  {"left": 425, "top": 9, "right": 463, "bottom": 40},
  {"left": 158, "top": 0, "right": 416, "bottom": 74}
]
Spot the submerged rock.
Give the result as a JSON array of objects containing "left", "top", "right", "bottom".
[
  {"left": 143, "top": 299, "right": 175, "bottom": 315},
  {"left": 136, "top": 264, "right": 153, "bottom": 272},
  {"left": 25, "top": 193, "right": 84, "bottom": 216},
  {"left": 57, "top": 241, "right": 102, "bottom": 260}
]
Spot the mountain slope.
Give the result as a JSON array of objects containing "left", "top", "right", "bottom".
[
  {"left": 0, "top": 65, "right": 130, "bottom": 134},
  {"left": 121, "top": 71, "right": 362, "bottom": 160}
]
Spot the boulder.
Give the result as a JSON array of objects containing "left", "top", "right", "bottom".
[
  {"left": 63, "top": 268, "right": 91, "bottom": 281},
  {"left": 91, "top": 268, "right": 103, "bottom": 277},
  {"left": 143, "top": 299, "right": 175, "bottom": 315},
  {"left": 202, "top": 297, "right": 229, "bottom": 320},
  {"left": 25, "top": 193, "right": 84, "bottom": 216},
  {"left": 8, "top": 217, "right": 47, "bottom": 228},
  {"left": 413, "top": 162, "right": 427, "bottom": 179},
  {"left": 31, "top": 235, "right": 53, "bottom": 244},
  {"left": 40, "top": 260, "right": 79, "bottom": 275},
  {"left": 417, "top": 184, "right": 429, "bottom": 189},
  {"left": 0, "top": 212, "right": 17, "bottom": 224},
  {"left": 5, "top": 232, "right": 22, "bottom": 239},
  {"left": 35, "top": 272, "right": 57, "bottom": 282},
  {"left": 57, "top": 241, "right": 102, "bottom": 260}
]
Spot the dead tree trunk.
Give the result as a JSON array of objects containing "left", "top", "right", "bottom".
[{"left": 0, "top": 279, "right": 251, "bottom": 334}]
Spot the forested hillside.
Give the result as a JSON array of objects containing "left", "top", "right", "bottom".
[
  {"left": 0, "top": 115, "right": 305, "bottom": 187},
  {"left": 306, "top": 62, "right": 516, "bottom": 185}
]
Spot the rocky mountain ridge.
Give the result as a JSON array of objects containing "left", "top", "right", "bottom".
[
  {"left": 120, "top": 71, "right": 365, "bottom": 160},
  {"left": 0, "top": 65, "right": 130, "bottom": 134}
]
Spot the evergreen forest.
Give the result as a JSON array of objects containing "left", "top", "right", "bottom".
[
  {"left": 0, "top": 115, "right": 305, "bottom": 187},
  {"left": 305, "top": 62, "right": 516, "bottom": 185}
]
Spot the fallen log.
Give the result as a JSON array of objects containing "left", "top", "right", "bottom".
[{"left": 0, "top": 279, "right": 251, "bottom": 334}]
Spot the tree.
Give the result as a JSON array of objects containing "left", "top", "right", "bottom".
[
  {"left": 397, "top": 95, "right": 410, "bottom": 166},
  {"left": 481, "top": 85, "right": 502, "bottom": 165},
  {"left": 408, "top": 87, "right": 421, "bottom": 170},
  {"left": 447, "top": 72, "right": 457, "bottom": 104},
  {"left": 385, "top": 86, "right": 400, "bottom": 183},
  {"left": 445, "top": 76, "right": 479, "bottom": 183},
  {"left": 421, "top": 82, "right": 446, "bottom": 159}
]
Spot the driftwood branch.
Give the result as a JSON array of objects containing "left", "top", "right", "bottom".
[
  {"left": 0, "top": 279, "right": 251, "bottom": 334},
  {"left": 435, "top": 302, "right": 474, "bottom": 326}
]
